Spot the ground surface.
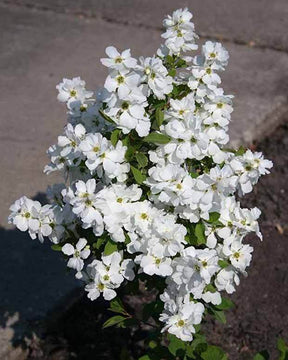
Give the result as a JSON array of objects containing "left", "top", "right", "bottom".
[
  {"left": 23, "top": 123, "right": 288, "bottom": 360},
  {"left": 1, "top": 1, "right": 288, "bottom": 358}
]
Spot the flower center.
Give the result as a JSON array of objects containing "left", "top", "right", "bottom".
[
  {"left": 121, "top": 101, "right": 130, "bottom": 110},
  {"left": 145, "top": 67, "right": 151, "bottom": 75},
  {"left": 115, "top": 56, "right": 123, "bottom": 63},
  {"left": 117, "top": 75, "right": 125, "bottom": 84},
  {"left": 98, "top": 283, "right": 105, "bottom": 290}
]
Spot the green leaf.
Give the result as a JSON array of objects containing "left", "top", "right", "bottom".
[
  {"left": 176, "top": 58, "right": 187, "bottom": 68},
  {"left": 155, "top": 108, "right": 165, "bottom": 127},
  {"left": 186, "top": 334, "right": 207, "bottom": 357},
  {"left": 207, "top": 212, "right": 220, "bottom": 223},
  {"left": 108, "top": 297, "right": 126, "bottom": 315},
  {"left": 111, "top": 128, "right": 121, "bottom": 146},
  {"left": 143, "top": 132, "right": 171, "bottom": 144},
  {"left": 201, "top": 345, "right": 227, "bottom": 360},
  {"left": 209, "top": 308, "right": 226, "bottom": 324},
  {"left": 204, "top": 284, "right": 217, "bottom": 293},
  {"left": 215, "top": 297, "right": 234, "bottom": 311},
  {"left": 99, "top": 109, "right": 115, "bottom": 124},
  {"left": 138, "top": 356, "right": 151, "bottom": 360},
  {"left": 51, "top": 244, "right": 62, "bottom": 251},
  {"left": 102, "top": 315, "right": 127, "bottom": 329},
  {"left": 104, "top": 238, "right": 118, "bottom": 255},
  {"left": 122, "top": 135, "right": 130, "bottom": 147},
  {"left": 253, "top": 351, "right": 270, "bottom": 360},
  {"left": 148, "top": 341, "right": 157, "bottom": 349},
  {"left": 190, "top": 171, "right": 199, "bottom": 178},
  {"left": 218, "top": 259, "right": 230, "bottom": 269},
  {"left": 124, "top": 233, "right": 131, "bottom": 245},
  {"left": 168, "top": 334, "right": 186, "bottom": 356},
  {"left": 195, "top": 222, "right": 206, "bottom": 245},
  {"left": 136, "top": 153, "right": 148, "bottom": 168},
  {"left": 131, "top": 165, "right": 146, "bottom": 184},
  {"left": 125, "top": 146, "right": 136, "bottom": 162},
  {"left": 93, "top": 236, "right": 106, "bottom": 250},
  {"left": 168, "top": 68, "right": 176, "bottom": 77},
  {"left": 278, "top": 338, "right": 288, "bottom": 360},
  {"left": 235, "top": 145, "right": 246, "bottom": 156}
]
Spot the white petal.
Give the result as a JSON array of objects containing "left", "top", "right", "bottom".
[
  {"left": 76, "top": 238, "right": 87, "bottom": 251},
  {"left": 62, "top": 243, "right": 75, "bottom": 256}
]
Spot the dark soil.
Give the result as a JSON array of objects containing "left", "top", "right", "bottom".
[{"left": 27, "top": 123, "right": 288, "bottom": 360}]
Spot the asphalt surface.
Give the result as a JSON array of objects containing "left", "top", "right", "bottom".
[{"left": 0, "top": 1, "right": 287, "bottom": 358}]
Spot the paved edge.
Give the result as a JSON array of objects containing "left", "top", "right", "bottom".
[{"left": 232, "top": 98, "right": 288, "bottom": 147}]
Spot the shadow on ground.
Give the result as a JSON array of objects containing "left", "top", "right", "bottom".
[{"left": 0, "top": 193, "right": 79, "bottom": 352}]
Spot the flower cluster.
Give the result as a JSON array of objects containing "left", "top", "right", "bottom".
[{"left": 9, "top": 8, "right": 272, "bottom": 344}]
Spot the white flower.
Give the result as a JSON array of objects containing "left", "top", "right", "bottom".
[
  {"left": 204, "top": 94, "right": 233, "bottom": 123},
  {"left": 215, "top": 266, "right": 240, "bottom": 294},
  {"left": 104, "top": 93, "right": 150, "bottom": 137},
  {"left": 162, "top": 8, "right": 198, "bottom": 55},
  {"left": 163, "top": 117, "right": 209, "bottom": 162},
  {"left": 57, "top": 123, "right": 86, "bottom": 159},
  {"left": 160, "top": 301, "right": 205, "bottom": 341},
  {"left": 95, "top": 184, "right": 141, "bottom": 242},
  {"left": 152, "top": 214, "right": 187, "bottom": 256},
  {"left": 56, "top": 77, "right": 93, "bottom": 108},
  {"left": 145, "top": 164, "right": 199, "bottom": 206},
  {"left": 85, "top": 252, "right": 135, "bottom": 301},
  {"left": 201, "top": 289, "right": 222, "bottom": 305},
  {"left": 104, "top": 70, "right": 141, "bottom": 99},
  {"left": 127, "top": 200, "right": 158, "bottom": 235},
  {"left": 167, "top": 94, "right": 195, "bottom": 120},
  {"left": 69, "top": 179, "right": 104, "bottom": 235},
  {"left": 62, "top": 238, "right": 90, "bottom": 276},
  {"left": 222, "top": 237, "right": 253, "bottom": 273},
  {"left": 79, "top": 133, "right": 109, "bottom": 170},
  {"left": 138, "top": 243, "right": 173, "bottom": 277},
  {"left": 171, "top": 247, "right": 219, "bottom": 299},
  {"left": 138, "top": 56, "right": 173, "bottom": 99},
  {"left": 202, "top": 41, "right": 229, "bottom": 70},
  {"left": 85, "top": 273, "right": 117, "bottom": 301},
  {"left": 9, "top": 196, "right": 41, "bottom": 236},
  {"left": 230, "top": 150, "right": 273, "bottom": 195},
  {"left": 101, "top": 46, "right": 137, "bottom": 71}
]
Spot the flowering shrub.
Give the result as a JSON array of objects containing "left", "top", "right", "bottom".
[{"left": 9, "top": 8, "right": 273, "bottom": 359}]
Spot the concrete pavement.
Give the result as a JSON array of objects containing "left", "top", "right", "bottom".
[{"left": 0, "top": 0, "right": 287, "bottom": 358}]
